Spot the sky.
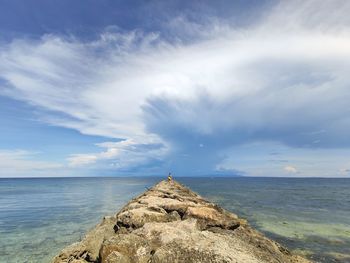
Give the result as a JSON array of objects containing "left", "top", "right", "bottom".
[{"left": 0, "top": 0, "right": 350, "bottom": 177}]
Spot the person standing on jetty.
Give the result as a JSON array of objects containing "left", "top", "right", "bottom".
[{"left": 167, "top": 172, "right": 173, "bottom": 182}]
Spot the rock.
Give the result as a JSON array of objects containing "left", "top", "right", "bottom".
[
  {"left": 53, "top": 180, "right": 312, "bottom": 263},
  {"left": 184, "top": 205, "right": 241, "bottom": 230},
  {"left": 99, "top": 234, "right": 152, "bottom": 263},
  {"left": 52, "top": 215, "right": 117, "bottom": 263},
  {"left": 104, "top": 251, "right": 130, "bottom": 263}
]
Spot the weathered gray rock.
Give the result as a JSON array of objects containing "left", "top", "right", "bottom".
[{"left": 53, "top": 180, "right": 311, "bottom": 263}]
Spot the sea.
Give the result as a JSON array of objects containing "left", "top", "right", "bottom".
[{"left": 0, "top": 177, "right": 349, "bottom": 263}]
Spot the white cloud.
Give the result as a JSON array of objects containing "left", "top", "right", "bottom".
[
  {"left": 217, "top": 142, "right": 350, "bottom": 177},
  {"left": 67, "top": 154, "right": 98, "bottom": 167},
  {"left": 339, "top": 168, "right": 350, "bottom": 176},
  {"left": 67, "top": 139, "right": 167, "bottom": 169},
  {"left": 0, "top": 150, "right": 63, "bottom": 177},
  {"left": 284, "top": 165, "right": 298, "bottom": 174},
  {"left": 1, "top": 0, "right": 350, "bottom": 173},
  {"left": 1, "top": 1, "right": 349, "bottom": 139}
]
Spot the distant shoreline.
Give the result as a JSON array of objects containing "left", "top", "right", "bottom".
[{"left": 1, "top": 175, "right": 349, "bottom": 179}]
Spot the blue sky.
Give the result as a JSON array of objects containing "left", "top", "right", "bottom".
[{"left": 0, "top": 0, "right": 350, "bottom": 177}]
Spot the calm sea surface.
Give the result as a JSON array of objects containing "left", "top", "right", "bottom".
[{"left": 0, "top": 177, "right": 349, "bottom": 263}]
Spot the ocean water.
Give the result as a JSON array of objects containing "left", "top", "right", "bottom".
[{"left": 0, "top": 177, "right": 349, "bottom": 263}]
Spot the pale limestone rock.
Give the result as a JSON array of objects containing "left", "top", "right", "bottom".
[
  {"left": 105, "top": 251, "right": 130, "bottom": 263},
  {"left": 53, "top": 180, "right": 312, "bottom": 263}
]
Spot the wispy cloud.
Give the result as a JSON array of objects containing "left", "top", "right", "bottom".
[
  {"left": 284, "top": 165, "right": 298, "bottom": 174},
  {"left": 0, "top": 150, "right": 63, "bottom": 177},
  {"left": 67, "top": 139, "right": 167, "bottom": 169},
  {"left": 1, "top": 0, "right": 350, "bottom": 175},
  {"left": 216, "top": 142, "right": 350, "bottom": 177}
]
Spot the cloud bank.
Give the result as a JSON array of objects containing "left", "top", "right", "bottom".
[
  {"left": 0, "top": 150, "right": 63, "bottom": 177},
  {"left": 1, "top": 0, "right": 350, "bottom": 176}
]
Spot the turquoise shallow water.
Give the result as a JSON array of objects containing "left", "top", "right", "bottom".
[{"left": 0, "top": 177, "right": 349, "bottom": 263}]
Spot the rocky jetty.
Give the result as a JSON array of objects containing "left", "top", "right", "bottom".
[{"left": 53, "top": 180, "right": 311, "bottom": 263}]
